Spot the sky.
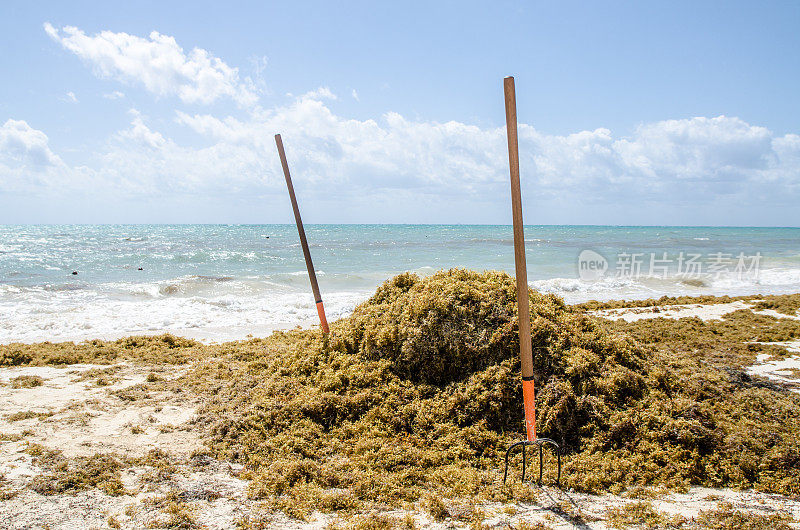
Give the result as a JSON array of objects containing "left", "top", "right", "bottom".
[{"left": 0, "top": 1, "right": 798, "bottom": 225}]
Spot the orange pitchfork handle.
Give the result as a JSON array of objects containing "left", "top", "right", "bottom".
[
  {"left": 275, "top": 134, "right": 330, "bottom": 334},
  {"left": 504, "top": 76, "right": 536, "bottom": 441}
]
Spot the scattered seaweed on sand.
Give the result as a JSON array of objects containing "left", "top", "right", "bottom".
[
  {"left": 174, "top": 270, "right": 800, "bottom": 515},
  {"left": 134, "top": 448, "right": 180, "bottom": 486},
  {"left": 575, "top": 294, "right": 757, "bottom": 311},
  {"left": 606, "top": 308, "right": 800, "bottom": 368},
  {"left": 752, "top": 294, "right": 800, "bottom": 316},
  {"left": 5, "top": 410, "right": 54, "bottom": 422},
  {"left": 113, "top": 383, "right": 151, "bottom": 402},
  {"left": 605, "top": 501, "right": 685, "bottom": 529},
  {"left": 326, "top": 513, "right": 417, "bottom": 529},
  {"left": 695, "top": 501, "right": 793, "bottom": 530},
  {"left": 9, "top": 375, "right": 44, "bottom": 388},
  {"left": 0, "top": 473, "right": 18, "bottom": 500},
  {"left": 26, "top": 444, "right": 125, "bottom": 496},
  {"left": 578, "top": 292, "right": 800, "bottom": 319},
  {"left": 0, "top": 334, "right": 200, "bottom": 366},
  {"left": 71, "top": 366, "right": 122, "bottom": 386},
  {"left": 145, "top": 489, "right": 200, "bottom": 528}
]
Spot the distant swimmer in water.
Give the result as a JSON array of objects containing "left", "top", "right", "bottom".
[
  {"left": 71, "top": 271, "right": 78, "bottom": 275},
  {"left": 138, "top": 267, "right": 143, "bottom": 270}
]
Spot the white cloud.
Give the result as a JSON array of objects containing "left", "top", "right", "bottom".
[
  {"left": 2, "top": 93, "right": 799, "bottom": 218},
  {"left": 615, "top": 116, "right": 773, "bottom": 185},
  {"left": 249, "top": 55, "right": 268, "bottom": 93},
  {"left": 351, "top": 89, "right": 359, "bottom": 101},
  {"left": 0, "top": 119, "right": 63, "bottom": 169},
  {"left": 44, "top": 23, "right": 257, "bottom": 106},
  {"left": 64, "top": 91, "right": 78, "bottom": 103},
  {"left": 103, "top": 91, "right": 125, "bottom": 100},
  {"left": 116, "top": 110, "right": 169, "bottom": 149},
  {"left": 178, "top": 100, "right": 798, "bottom": 201},
  {"left": 0, "top": 119, "right": 65, "bottom": 192},
  {"left": 292, "top": 87, "right": 337, "bottom": 101},
  {"left": 62, "top": 109, "right": 273, "bottom": 197},
  {"left": 133, "top": 102, "right": 800, "bottom": 208}
]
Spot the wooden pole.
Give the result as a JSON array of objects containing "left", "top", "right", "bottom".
[
  {"left": 274, "top": 134, "right": 330, "bottom": 334},
  {"left": 504, "top": 76, "right": 536, "bottom": 441}
]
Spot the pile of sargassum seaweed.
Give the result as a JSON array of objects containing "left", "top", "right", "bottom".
[{"left": 183, "top": 269, "right": 800, "bottom": 513}]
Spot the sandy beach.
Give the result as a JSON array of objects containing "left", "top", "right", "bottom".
[{"left": 1, "top": 275, "right": 799, "bottom": 529}]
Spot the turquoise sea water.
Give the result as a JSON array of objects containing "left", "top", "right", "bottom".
[{"left": 1, "top": 225, "right": 798, "bottom": 343}]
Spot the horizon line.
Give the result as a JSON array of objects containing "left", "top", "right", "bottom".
[{"left": 1, "top": 223, "right": 799, "bottom": 229}]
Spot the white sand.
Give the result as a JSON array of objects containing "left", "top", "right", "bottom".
[
  {"left": 593, "top": 299, "right": 800, "bottom": 323},
  {"left": 748, "top": 341, "right": 800, "bottom": 393},
  {"left": 0, "top": 362, "right": 257, "bottom": 529},
  {"left": 592, "top": 300, "right": 757, "bottom": 322},
  {"left": 0, "top": 364, "right": 200, "bottom": 458}
]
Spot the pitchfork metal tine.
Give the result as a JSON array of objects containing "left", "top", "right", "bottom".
[
  {"left": 503, "top": 438, "right": 561, "bottom": 486},
  {"left": 539, "top": 443, "right": 543, "bottom": 483}
]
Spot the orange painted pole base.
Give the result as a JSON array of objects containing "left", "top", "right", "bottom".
[
  {"left": 522, "top": 377, "right": 537, "bottom": 441},
  {"left": 316, "top": 300, "right": 330, "bottom": 334}
]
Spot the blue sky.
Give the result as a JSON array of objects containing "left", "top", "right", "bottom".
[{"left": 1, "top": 1, "right": 798, "bottom": 225}]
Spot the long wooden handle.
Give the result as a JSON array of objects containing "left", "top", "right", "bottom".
[
  {"left": 274, "top": 134, "right": 330, "bottom": 334},
  {"left": 504, "top": 76, "right": 536, "bottom": 441}
]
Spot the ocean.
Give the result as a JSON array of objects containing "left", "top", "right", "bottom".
[{"left": 1, "top": 224, "right": 798, "bottom": 343}]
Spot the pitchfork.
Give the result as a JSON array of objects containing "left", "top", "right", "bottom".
[{"left": 501, "top": 76, "right": 561, "bottom": 486}]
